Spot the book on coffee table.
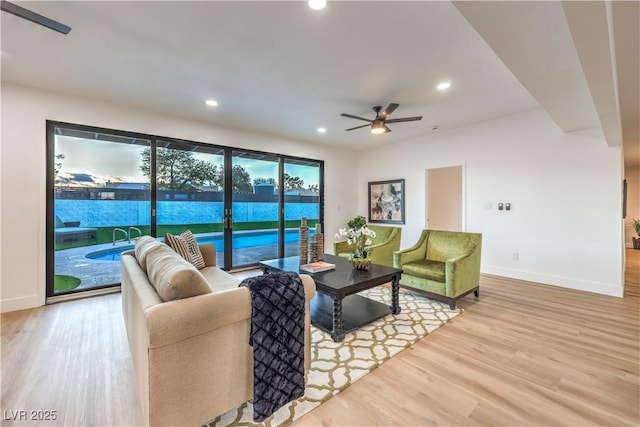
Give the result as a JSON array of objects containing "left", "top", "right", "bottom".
[{"left": 299, "top": 261, "right": 336, "bottom": 273}]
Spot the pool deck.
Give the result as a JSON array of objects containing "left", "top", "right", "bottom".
[{"left": 55, "top": 231, "right": 305, "bottom": 290}]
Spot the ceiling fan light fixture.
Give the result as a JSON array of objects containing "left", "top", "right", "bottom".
[{"left": 370, "top": 120, "right": 386, "bottom": 134}]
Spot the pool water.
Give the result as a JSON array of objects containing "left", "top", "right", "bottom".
[{"left": 86, "top": 229, "right": 315, "bottom": 261}]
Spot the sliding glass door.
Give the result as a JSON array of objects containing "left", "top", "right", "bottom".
[
  {"left": 229, "top": 151, "right": 280, "bottom": 268},
  {"left": 48, "top": 126, "right": 151, "bottom": 296},
  {"left": 155, "top": 141, "right": 226, "bottom": 266},
  {"left": 284, "top": 159, "right": 322, "bottom": 256},
  {"left": 47, "top": 122, "right": 324, "bottom": 299}
]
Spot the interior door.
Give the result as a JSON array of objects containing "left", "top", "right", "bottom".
[{"left": 426, "top": 165, "right": 463, "bottom": 231}]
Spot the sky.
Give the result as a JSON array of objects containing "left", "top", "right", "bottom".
[{"left": 56, "top": 136, "right": 320, "bottom": 187}]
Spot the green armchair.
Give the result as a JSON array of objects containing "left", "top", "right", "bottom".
[
  {"left": 333, "top": 224, "right": 401, "bottom": 267},
  {"left": 393, "top": 229, "right": 482, "bottom": 309}
]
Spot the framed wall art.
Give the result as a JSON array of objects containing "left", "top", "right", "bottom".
[{"left": 368, "top": 179, "right": 405, "bottom": 224}]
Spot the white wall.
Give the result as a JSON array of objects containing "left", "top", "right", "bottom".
[
  {"left": 358, "top": 109, "right": 624, "bottom": 297},
  {"left": 0, "top": 83, "right": 359, "bottom": 312}
]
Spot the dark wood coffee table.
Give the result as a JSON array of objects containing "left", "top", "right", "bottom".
[{"left": 259, "top": 254, "right": 402, "bottom": 342}]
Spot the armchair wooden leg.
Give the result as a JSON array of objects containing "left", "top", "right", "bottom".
[
  {"left": 449, "top": 302, "right": 456, "bottom": 310},
  {"left": 474, "top": 288, "right": 479, "bottom": 297}
]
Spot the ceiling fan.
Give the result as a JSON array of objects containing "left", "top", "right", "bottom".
[
  {"left": 1, "top": 0, "right": 71, "bottom": 34},
  {"left": 341, "top": 103, "right": 422, "bottom": 134}
]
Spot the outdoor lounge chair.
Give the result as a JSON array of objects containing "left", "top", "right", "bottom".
[{"left": 55, "top": 215, "right": 97, "bottom": 243}]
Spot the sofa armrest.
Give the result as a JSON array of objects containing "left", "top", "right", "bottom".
[
  {"left": 199, "top": 243, "right": 217, "bottom": 267},
  {"left": 444, "top": 243, "right": 481, "bottom": 296},
  {"left": 298, "top": 274, "right": 317, "bottom": 302},
  {"left": 393, "top": 230, "right": 429, "bottom": 268},
  {"left": 145, "top": 287, "right": 251, "bottom": 348}
]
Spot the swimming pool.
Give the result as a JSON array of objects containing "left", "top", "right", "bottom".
[{"left": 86, "top": 229, "right": 315, "bottom": 261}]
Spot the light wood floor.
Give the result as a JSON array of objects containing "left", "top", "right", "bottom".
[{"left": 1, "top": 250, "right": 638, "bottom": 426}]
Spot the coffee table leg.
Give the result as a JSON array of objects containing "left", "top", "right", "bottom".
[
  {"left": 331, "top": 296, "right": 345, "bottom": 342},
  {"left": 391, "top": 275, "right": 401, "bottom": 315}
]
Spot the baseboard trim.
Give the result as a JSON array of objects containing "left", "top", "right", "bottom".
[
  {"left": 46, "top": 286, "right": 121, "bottom": 305},
  {"left": 1, "top": 294, "right": 43, "bottom": 313},
  {"left": 481, "top": 265, "right": 623, "bottom": 298}
]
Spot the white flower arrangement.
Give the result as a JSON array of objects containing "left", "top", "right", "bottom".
[{"left": 335, "top": 224, "right": 377, "bottom": 260}]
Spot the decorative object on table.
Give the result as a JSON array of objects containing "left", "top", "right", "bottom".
[
  {"left": 350, "top": 258, "right": 371, "bottom": 271},
  {"left": 305, "top": 222, "right": 324, "bottom": 263},
  {"left": 315, "top": 223, "right": 324, "bottom": 256},
  {"left": 368, "top": 179, "right": 405, "bottom": 224},
  {"left": 299, "top": 260, "right": 336, "bottom": 273},
  {"left": 308, "top": 234, "right": 320, "bottom": 263},
  {"left": 632, "top": 218, "right": 640, "bottom": 249},
  {"left": 333, "top": 224, "right": 401, "bottom": 268},
  {"left": 335, "top": 215, "right": 377, "bottom": 270},
  {"left": 299, "top": 217, "right": 308, "bottom": 264}
]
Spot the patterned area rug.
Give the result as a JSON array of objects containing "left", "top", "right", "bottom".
[{"left": 205, "top": 287, "right": 461, "bottom": 427}]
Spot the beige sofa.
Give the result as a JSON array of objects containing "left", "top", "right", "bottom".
[{"left": 121, "top": 238, "right": 316, "bottom": 427}]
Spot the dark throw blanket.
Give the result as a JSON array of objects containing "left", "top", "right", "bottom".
[{"left": 239, "top": 272, "right": 306, "bottom": 422}]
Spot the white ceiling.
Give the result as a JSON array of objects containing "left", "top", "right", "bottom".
[{"left": 1, "top": 1, "right": 638, "bottom": 166}]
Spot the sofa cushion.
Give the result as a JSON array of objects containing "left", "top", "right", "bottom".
[
  {"left": 165, "top": 230, "right": 206, "bottom": 269},
  {"left": 402, "top": 259, "right": 446, "bottom": 282},
  {"left": 199, "top": 266, "right": 241, "bottom": 292},
  {"left": 135, "top": 235, "right": 163, "bottom": 272},
  {"left": 145, "top": 243, "right": 211, "bottom": 302}
]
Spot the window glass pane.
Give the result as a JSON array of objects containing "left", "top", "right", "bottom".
[
  {"left": 53, "top": 128, "right": 150, "bottom": 295},
  {"left": 155, "top": 141, "right": 225, "bottom": 266},
  {"left": 231, "top": 151, "right": 280, "bottom": 267},
  {"left": 284, "top": 160, "right": 321, "bottom": 257}
]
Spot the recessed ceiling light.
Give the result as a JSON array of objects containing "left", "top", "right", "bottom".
[
  {"left": 436, "top": 82, "right": 451, "bottom": 91},
  {"left": 308, "top": 0, "right": 327, "bottom": 11},
  {"left": 205, "top": 99, "right": 218, "bottom": 107},
  {"left": 317, "top": 127, "right": 326, "bottom": 133}
]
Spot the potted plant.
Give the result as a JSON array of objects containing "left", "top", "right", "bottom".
[
  {"left": 335, "top": 215, "right": 377, "bottom": 270},
  {"left": 632, "top": 218, "right": 640, "bottom": 249}
]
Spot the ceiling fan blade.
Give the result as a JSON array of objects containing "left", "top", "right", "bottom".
[
  {"left": 345, "top": 124, "right": 371, "bottom": 131},
  {"left": 1, "top": 0, "right": 71, "bottom": 34},
  {"left": 340, "top": 113, "right": 373, "bottom": 123},
  {"left": 380, "top": 103, "right": 399, "bottom": 118},
  {"left": 385, "top": 116, "right": 423, "bottom": 123}
]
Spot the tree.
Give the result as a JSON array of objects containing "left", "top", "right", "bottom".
[
  {"left": 284, "top": 173, "right": 304, "bottom": 191},
  {"left": 54, "top": 153, "right": 71, "bottom": 186},
  {"left": 307, "top": 184, "right": 319, "bottom": 193},
  {"left": 140, "top": 147, "right": 220, "bottom": 191},
  {"left": 232, "top": 164, "right": 253, "bottom": 193},
  {"left": 54, "top": 153, "right": 65, "bottom": 175}
]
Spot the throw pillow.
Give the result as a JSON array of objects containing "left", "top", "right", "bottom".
[
  {"left": 145, "top": 243, "right": 211, "bottom": 302},
  {"left": 165, "top": 230, "right": 206, "bottom": 269}
]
